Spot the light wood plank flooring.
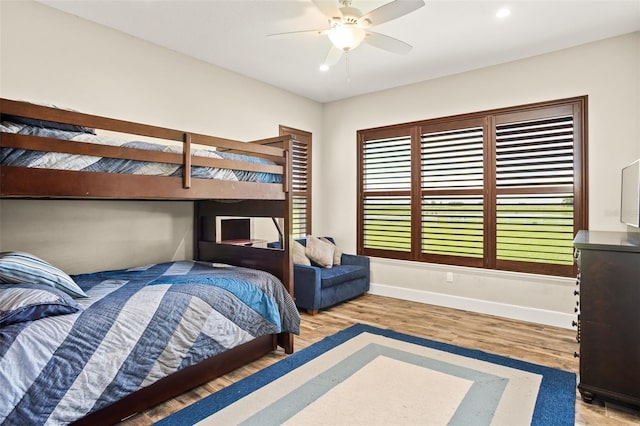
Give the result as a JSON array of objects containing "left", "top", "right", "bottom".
[{"left": 123, "top": 294, "right": 640, "bottom": 425}]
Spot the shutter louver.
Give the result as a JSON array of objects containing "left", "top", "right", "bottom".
[
  {"left": 421, "top": 127, "right": 484, "bottom": 258},
  {"left": 363, "top": 137, "right": 412, "bottom": 191},
  {"left": 421, "top": 127, "right": 484, "bottom": 190},
  {"left": 496, "top": 194, "right": 574, "bottom": 264},
  {"left": 422, "top": 196, "right": 483, "bottom": 257},
  {"left": 362, "top": 135, "right": 412, "bottom": 252},
  {"left": 291, "top": 139, "right": 310, "bottom": 238},
  {"left": 364, "top": 196, "right": 412, "bottom": 251},
  {"left": 495, "top": 116, "right": 575, "bottom": 266},
  {"left": 495, "top": 117, "right": 574, "bottom": 188}
]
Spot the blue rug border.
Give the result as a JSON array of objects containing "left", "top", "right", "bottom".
[{"left": 156, "top": 323, "right": 575, "bottom": 426}]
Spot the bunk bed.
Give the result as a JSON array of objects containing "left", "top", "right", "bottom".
[{"left": 0, "top": 98, "right": 298, "bottom": 425}]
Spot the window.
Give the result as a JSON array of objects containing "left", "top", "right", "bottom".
[
  {"left": 280, "top": 126, "right": 312, "bottom": 238},
  {"left": 358, "top": 97, "right": 587, "bottom": 277}
]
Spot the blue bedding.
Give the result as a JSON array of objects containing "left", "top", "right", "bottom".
[
  {"left": 0, "top": 121, "right": 281, "bottom": 183},
  {"left": 0, "top": 261, "right": 299, "bottom": 425}
]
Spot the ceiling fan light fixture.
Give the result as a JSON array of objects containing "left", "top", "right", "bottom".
[
  {"left": 328, "top": 24, "right": 366, "bottom": 52},
  {"left": 496, "top": 7, "right": 511, "bottom": 19}
]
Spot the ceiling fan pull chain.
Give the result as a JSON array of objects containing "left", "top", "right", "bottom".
[{"left": 346, "top": 52, "right": 352, "bottom": 82}]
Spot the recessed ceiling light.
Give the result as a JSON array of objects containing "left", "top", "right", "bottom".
[
  {"left": 496, "top": 7, "right": 511, "bottom": 19},
  {"left": 319, "top": 64, "right": 330, "bottom": 72}
]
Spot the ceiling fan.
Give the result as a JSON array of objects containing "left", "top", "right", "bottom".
[{"left": 268, "top": 0, "right": 426, "bottom": 68}]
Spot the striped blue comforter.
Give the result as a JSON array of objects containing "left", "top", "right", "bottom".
[
  {"left": 0, "top": 261, "right": 300, "bottom": 425},
  {"left": 0, "top": 121, "right": 281, "bottom": 183}
]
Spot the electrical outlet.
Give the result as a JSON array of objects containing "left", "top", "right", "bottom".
[{"left": 446, "top": 272, "right": 454, "bottom": 282}]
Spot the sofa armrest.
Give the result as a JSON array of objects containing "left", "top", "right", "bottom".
[
  {"left": 293, "top": 263, "right": 322, "bottom": 310},
  {"left": 341, "top": 254, "right": 370, "bottom": 292},
  {"left": 294, "top": 263, "right": 322, "bottom": 280}
]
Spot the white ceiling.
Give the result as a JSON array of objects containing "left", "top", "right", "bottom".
[{"left": 38, "top": 0, "right": 640, "bottom": 103}]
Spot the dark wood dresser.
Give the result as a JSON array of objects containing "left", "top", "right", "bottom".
[{"left": 573, "top": 230, "right": 640, "bottom": 408}]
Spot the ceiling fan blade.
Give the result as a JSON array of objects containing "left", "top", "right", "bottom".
[
  {"left": 312, "top": 0, "right": 343, "bottom": 20},
  {"left": 358, "top": 0, "right": 425, "bottom": 27},
  {"left": 266, "top": 29, "right": 329, "bottom": 39},
  {"left": 323, "top": 45, "right": 344, "bottom": 66},
  {"left": 364, "top": 31, "right": 413, "bottom": 54}
]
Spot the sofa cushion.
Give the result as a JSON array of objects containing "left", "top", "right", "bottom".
[{"left": 319, "top": 264, "right": 367, "bottom": 289}]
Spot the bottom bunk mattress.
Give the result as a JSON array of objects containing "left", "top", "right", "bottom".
[{"left": 0, "top": 260, "right": 300, "bottom": 425}]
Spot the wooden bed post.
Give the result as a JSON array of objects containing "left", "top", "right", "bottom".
[
  {"left": 278, "top": 136, "right": 295, "bottom": 353},
  {"left": 183, "top": 132, "right": 192, "bottom": 189}
]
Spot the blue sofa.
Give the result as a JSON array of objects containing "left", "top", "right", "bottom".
[{"left": 270, "top": 237, "right": 370, "bottom": 315}]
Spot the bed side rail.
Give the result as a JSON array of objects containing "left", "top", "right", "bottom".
[{"left": 0, "top": 98, "right": 289, "bottom": 195}]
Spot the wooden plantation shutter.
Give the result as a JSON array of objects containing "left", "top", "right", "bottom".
[
  {"left": 291, "top": 138, "right": 311, "bottom": 238},
  {"left": 359, "top": 128, "right": 413, "bottom": 258},
  {"left": 492, "top": 106, "right": 580, "bottom": 276},
  {"left": 280, "top": 126, "right": 311, "bottom": 239},
  {"left": 420, "top": 119, "right": 485, "bottom": 266},
  {"left": 357, "top": 97, "right": 587, "bottom": 277}
]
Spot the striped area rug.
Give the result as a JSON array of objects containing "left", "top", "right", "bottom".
[{"left": 158, "top": 324, "right": 575, "bottom": 425}]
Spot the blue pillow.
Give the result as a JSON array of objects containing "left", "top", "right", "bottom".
[
  {"left": 0, "top": 252, "right": 87, "bottom": 298},
  {"left": 0, "top": 284, "right": 82, "bottom": 327},
  {"left": 1, "top": 113, "right": 96, "bottom": 134}
]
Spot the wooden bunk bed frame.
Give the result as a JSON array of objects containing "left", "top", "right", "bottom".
[{"left": 0, "top": 98, "right": 295, "bottom": 425}]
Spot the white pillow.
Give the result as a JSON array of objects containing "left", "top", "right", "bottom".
[
  {"left": 320, "top": 237, "right": 342, "bottom": 266},
  {"left": 0, "top": 252, "right": 87, "bottom": 298},
  {"left": 292, "top": 241, "right": 311, "bottom": 266},
  {"left": 305, "top": 235, "right": 334, "bottom": 268}
]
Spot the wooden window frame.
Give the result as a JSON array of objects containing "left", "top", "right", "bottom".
[{"left": 357, "top": 96, "right": 588, "bottom": 277}]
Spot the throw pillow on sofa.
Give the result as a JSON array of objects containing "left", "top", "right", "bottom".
[
  {"left": 293, "top": 240, "right": 311, "bottom": 266},
  {"left": 305, "top": 235, "right": 334, "bottom": 268},
  {"left": 320, "top": 237, "right": 342, "bottom": 266}
]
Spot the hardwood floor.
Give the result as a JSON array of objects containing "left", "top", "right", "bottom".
[{"left": 123, "top": 294, "right": 640, "bottom": 425}]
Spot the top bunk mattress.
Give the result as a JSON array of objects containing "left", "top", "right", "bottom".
[{"left": 0, "top": 120, "right": 281, "bottom": 184}]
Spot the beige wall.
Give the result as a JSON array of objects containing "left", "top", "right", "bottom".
[
  {"left": 0, "top": 200, "right": 193, "bottom": 274},
  {"left": 320, "top": 32, "right": 640, "bottom": 326},
  {"left": 1, "top": 1, "right": 639, "bottom": 326},
  {"left": 0, "top": 0, "right": 323, "bottom": 273}
]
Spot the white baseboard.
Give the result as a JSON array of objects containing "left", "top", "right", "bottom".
[{"left": 369, "top": 283, "right": 575, "bottom": 330}]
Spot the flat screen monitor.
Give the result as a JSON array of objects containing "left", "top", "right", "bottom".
[
  {"left": 220, "top": 218, "right": 251, "bottom": 241},
  {"left": 621, "top": 159, "right": 640, "bottom": 228}
]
